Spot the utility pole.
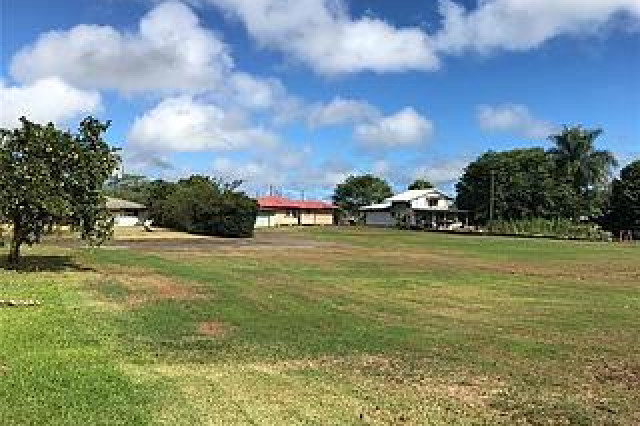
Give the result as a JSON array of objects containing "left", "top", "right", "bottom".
[
  {"left": 300, "top": 189, "right": 305, "bottom": 201},
  {"left": 489, "top": 170, "right": 496, "bottom": 223}
]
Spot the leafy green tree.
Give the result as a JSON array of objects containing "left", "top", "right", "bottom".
[
  {"left": 332, "top": 174, "right": 392, "bottom": 218},
  {"left": 606, "top": 160, "right": 640, "bottom": 233},
  {"left": 456, "top": 149, "right": 578, "bottom": 224},
  {"left": 548, "top": 126, "right": 617, "bottom": 217},
  {"left": 408, "top": 178, "right": 434, "bottom": 190},
  {"left": 0, "top": 117, "right": 119, "bottom": 266},
  {"left": 155, "top": 175, "right": 257, "bottom": 237},
  {"left": 145, "top": 179, "right": 176, "bottom": 226},
  {"left": 105, "top": 173, "right": 150, "bottom": 204}
]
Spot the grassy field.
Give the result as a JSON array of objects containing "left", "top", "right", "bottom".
[{"left": 1, "top": 227, "right": 638, "bottom": 425}]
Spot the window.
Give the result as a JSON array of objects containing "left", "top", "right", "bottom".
[{"left": 428, "top": 199, "right": 438, "bottom": 207}]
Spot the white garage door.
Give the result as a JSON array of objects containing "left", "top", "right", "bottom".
[{"left": 255, "top": 213, "right": 272, "bottom": 228}]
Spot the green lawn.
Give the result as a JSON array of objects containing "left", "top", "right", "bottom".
[{"left": 1, "top": 227, "right": 638, "bottom": 425}]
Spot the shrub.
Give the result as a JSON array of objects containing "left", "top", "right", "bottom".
[
  {"left": 188, "top": 191, "right": 257, "bottom": 238},
  {"left": 156, "top": 176, "right": 257, "bottom": 238},
  {"left": 488, "top": 218, "right": 609, "bottom": 241}
]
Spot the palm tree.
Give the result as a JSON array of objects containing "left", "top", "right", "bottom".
[
  {"left": 408, "top": 178, "right": 434, "bottom": 190},
  {"left": 548, "top": 126, "right": 618, "bottom": 191},
  {"left": 548, "top": 126, "right": 618, "bottom": 217}
]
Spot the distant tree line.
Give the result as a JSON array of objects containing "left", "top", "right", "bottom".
[
  {"left": 331, "top": 126, "right": 638, "bottom": 236},
  {"left": 456, "top": 127, "right": 619, "bottom": 224},
  {"left": 3, "top": 115, "right": 637, "bottom": 269}
]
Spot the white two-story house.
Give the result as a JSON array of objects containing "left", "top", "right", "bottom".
[{"left": 360, "top": 189, "right": 468, "bottom": 229}]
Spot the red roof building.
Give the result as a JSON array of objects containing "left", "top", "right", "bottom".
[
  {"left": 255, "top": 196, "right": 335, "bottom": 227},
  {"left": 257, "top": 196, "right": 335, "bottom": 210}
]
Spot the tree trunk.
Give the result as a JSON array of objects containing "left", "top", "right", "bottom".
[{"left": 7, "top": 221, "right": 22, "bottom": 268}]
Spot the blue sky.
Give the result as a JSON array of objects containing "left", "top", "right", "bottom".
[{"left": 2, "top": 0, "right": 639, "bottom": 199}]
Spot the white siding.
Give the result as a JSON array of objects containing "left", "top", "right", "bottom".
[
  {"left": 410, "top": 196, "right": 450, "bottom": 210},
  {"left": 114, "top": 216, "right": 141, "bottom": 227},
  {"left": 365, "top": 211, "right": 394, "bottom": 226}
]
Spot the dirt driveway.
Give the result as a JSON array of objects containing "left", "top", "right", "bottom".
[{"left": 49, "top": 228, "right": 342, "bottom": 251}]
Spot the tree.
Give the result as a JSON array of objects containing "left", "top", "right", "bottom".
[
  {"left": 456, "top": 149, "right": 577, "bottom": 224},
  {"left": 408, "top": 178, "right": 434, "bottom": 190},
  {"left": 105, "top": 173, "right": 150, "bottom": 204},
  {"left": 145, "top": 179, "right": 176, "bottom": 226},
  {"left": 0, "top": 117, "right": 119, "bottom": 267},
  {"left": 606, "top": 160, "right": 640, "bottom": 234},
  {"left": 548, "top": 126, "right": 618, "bottom": 217},
  {"left": 332, "top": 174, "right": 392, "bottom": 218},
  {"left": 155, "top": 175, "right": 257, "bottom": 237}
]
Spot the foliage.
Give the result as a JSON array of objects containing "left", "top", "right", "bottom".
[
  {"left": 456, "top": 148, "right": 578, "bottom": 224},
  {"left": 105, "top": 173, "right": 150, "bottom": 204},
  {"left": 144, "top": 179, "right": 178, "bottom": 226},
  {"left": 332, "top": 174, "right": 392, "bottom": 218},
  {"left": 488, "top": 218, "right": 609, "bottom": 241},
  {"left": 155, "top": 175, "right": 257, "bottom": 237},
  {"left": 407, "top": 178, "right": 434, "bottom": 190},
  {"left": 105, "top": 172, "right": 256, "bottom": 237},
  {"left": 605, "top": 159, "right": 640, "bottom": 233},
  {"left": 548, "top": 126, "right": 617, "bottom": 217},
  {"left": 456, "top": 127, "right": 617, "bottom": 225},
  {"left": 0, "top": 117, "right": 119, "bottom": 266}
]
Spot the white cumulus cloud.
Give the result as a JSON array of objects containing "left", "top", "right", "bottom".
[
  {"left": 476, "top": 104, "right": 557, "bottom": 139},
  {"left": 208, "top": 0, "right": 639, "bottom": 75},
  {"left": 208, "top": 0, "right": 440, "bottom": 75},
  {"left": 411, "top": 158, "right": 470, "bottom": 185},
  {"left": 307, "top": 97, "right": 380, "bottom": 127},
  {"left": 0, "top": 77, "right": 101, "bottom": 128},
  {"left": 354, "top": 107, "right": 434, "bottom": 147},
  {"left": 10, "top": 1, "right": 232, "bottom": 93},
  {"left": 434, "top": 0, "right": 640, "bottom": 54},
  {"left": 128, "top": 96, "right": 279, "bottom": 152},
  {"left": 211, "top": 148, "right": 355, "bottom": 194}
]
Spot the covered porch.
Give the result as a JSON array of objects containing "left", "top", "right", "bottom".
[{"left": 412, "top": 208, "right": 469, "bottom": 230}]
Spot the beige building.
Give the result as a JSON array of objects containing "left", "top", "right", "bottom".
[
  {"left": 106, "top": 197, "right": 147, "bottom": 227},
  {"left": 255, "top": 196, "right": 335, "bottom": 228}
]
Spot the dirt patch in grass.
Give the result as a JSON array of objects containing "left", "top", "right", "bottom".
[
  {"left": 96, "top": 265, "right": 205, "bottom": 306},
  {"left": 140, "top": 356, "right": 503, "bottom": 424},
  {"left": 246, "top": 354, "right": 397, "bottom": 375},
  {"left": 197, "top": 321, "right": 231, "bottom": 337},
  {"left": 245, "top": 354, "right": 504, "bottom": 409},
  {"left": 152, "top": 244, "right": 353, "bottom": 266},
  {"left": 587, "top": 358, "right": 640, "bottom": 390}
]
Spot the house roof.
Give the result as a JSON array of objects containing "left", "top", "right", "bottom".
[
  {"left": 360, "top": 202, "right": 392, "bottom": 211},
  {"left": 387, "top": 188, "right": 452, "bottom": 202},
  {"left": 412, "top": 207, "right": 469, "bottom": 213},
  {"left": 257, "top": 196, "right": 335, "bottom": 210},
  {"left": 105, "top": 197, "right": 146, "bottom": 210},
  {"left": 359, "top": 188, "right": 453, "bottom": 211}
]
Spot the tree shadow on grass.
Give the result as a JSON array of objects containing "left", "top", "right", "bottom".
[{"left": 0, "top": 255, "right": 94, "bottom": 273}]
